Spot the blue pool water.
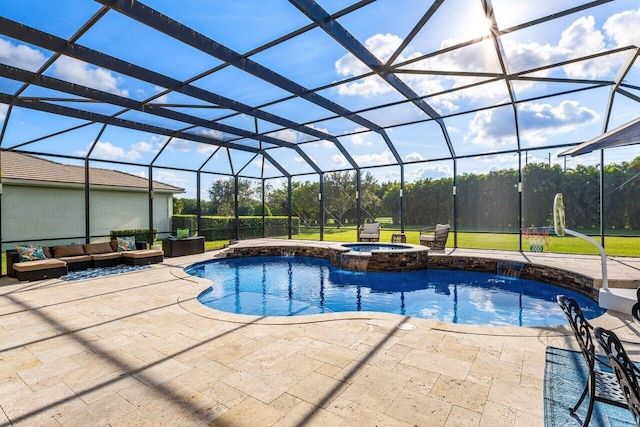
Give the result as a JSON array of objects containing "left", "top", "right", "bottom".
[
  {"left": 188, "top": 256, "right": 605, "bottom": 326},
  {"left": 342, "top": 243, "right": 410, "bottom": 252}
]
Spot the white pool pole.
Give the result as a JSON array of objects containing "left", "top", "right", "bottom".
[{"left": 553, "top": 193, "right": 608, "bottom": 290}]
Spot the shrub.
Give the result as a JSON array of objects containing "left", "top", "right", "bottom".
[
  {"left": 171, "top": 215, "right": 197, "bottom": 234},
  {"left": 110, "top": 228, "right": 157, "bottom": 244},
  {"left": 170, "top": 215, "right": 300, "bottom": 240}
]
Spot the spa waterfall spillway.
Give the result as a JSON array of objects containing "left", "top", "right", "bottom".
[{"left": 554, "top": 193, "right": 636, "bottom": 314}]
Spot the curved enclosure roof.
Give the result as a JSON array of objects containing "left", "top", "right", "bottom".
[{"left": 1, "top": 0, "right": 640, "bottom": 180}]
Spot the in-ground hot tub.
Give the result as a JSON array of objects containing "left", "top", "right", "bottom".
[
  {"left": 329, "top": 242, "right": 428, "bottom": 272},
  {"left": 341, "top": 243, "right": 411, "bottom": 252},
  {"left": 224, "top": 241, "right": 429, "bottom": 272}
]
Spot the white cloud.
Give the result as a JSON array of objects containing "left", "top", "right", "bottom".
[
  {"left": 558, "top": 16, "right": 609, "bottom": 79},
  {"left": 153, "top": 86, "right": 170, "bottom": 104},
  {"left": 519, "top": 100, "right": 600, "bottom": 145},
  {"left": 335, "top": 33, "right": 404, "bottom": 97},
  {"left": 353, "top": 149, "right": 395, "bottom": 166},
  {"left": 404, "top": 152, "right": 425, "bottom": 162},
  {"left": 336, "top": 33, "right": 402, "bottom": 77},
  {"left": 0, "top": 38, "right": 46, "bottom": 71},
  {"left": 154, "top": 170, "right": 189, "bottom": 190},
  {"left": 406, "top": 163, "right": 452, "bottom": 181},
  {"left": 131, "top": 140, "right": 154, "bottom": 152},
  {"left": 350, "top": 133, "right": 372, "bottom": 146},
  {"left": 0, "top": 103, "right": 8, "bottom": 121},
  {"left": 80, "top": 141, "right": 141, "bottom": 161},
  {"left": 334, "top": 8, "right": 640, "bottom": 113},
  {"left": 311, "top": 138, "right": 335, "bottom": 149},
  {"left": 166, "top": 138, "right": 193, "bottom": 152},
  {"left": 604, "top": 8, "right": 640, "bottom": 47},
  {"left": 52, "top": 56, "right": 129, "bottom": 96},
  {"left": 199, "top": 128, "right": 224, "bottom": 140},
  {"left": 197, "top": 144, "right": 217, "bottom": 155},
  {"left": 269, "top": 128, "right": 298, "bottom": 143},
  {"left": 331, "top": 153, "right": 349, "bottom": 168},
  {"left": 465, "top": 100, "right": 600, "bottom": 146},
  {"left": 466, "top": 108, "right": 516, "bottom": 146},
  {"left": 195, "top": 129, "right": 223, "bottom": 154}
]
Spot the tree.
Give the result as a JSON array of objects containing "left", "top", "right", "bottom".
[
  {"left": 323, "top": 172, "right": 356, "bottom": 227},
  {"left": 292, "top": 181, "right": 319, "bottom": 225},
  {"left": 173, "top": 197, "right": 183, "bottom": 214},
  {"left": 359, "top": 172, "right": 381, "bottom": 222},
  {"left": 208, "top": 178, "right": 257, "bottom": 216}
]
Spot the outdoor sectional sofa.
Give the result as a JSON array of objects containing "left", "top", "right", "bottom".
[{"left": 6, "top": 241, "right": 163, "bottom": 281}]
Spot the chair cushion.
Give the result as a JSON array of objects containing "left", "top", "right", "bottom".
[
  {"left": 435, "top": 224, "right": 450, "bottom": 232},
  {"left": 53, "top": 244, "right": 86, "bottom": 258},
  {"left": 363, "top": 223, "right": 379, "bottom": 234}
]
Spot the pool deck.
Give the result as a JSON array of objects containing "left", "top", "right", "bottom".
[{"left": 2, "top": 240, "right": 640, "bottom": 426}]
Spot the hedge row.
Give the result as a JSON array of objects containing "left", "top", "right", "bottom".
[
  {"left": 171, "top": 215, "right": 299, "bottom": 240},
  {"left": 110, "top": 228, "right": 157, "bottom": 244}
]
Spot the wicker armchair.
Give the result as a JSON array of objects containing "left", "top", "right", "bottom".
[
  {"left": 358, "top": 223, "right": 380, "bottom": 242},
  {"left": 418, "top": 224, "right": 450, "bottom": 250}
]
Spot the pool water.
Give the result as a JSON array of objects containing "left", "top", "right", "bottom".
[
  {"left": 188, "top": 256, "right": 604, "bottom": 326},
  {"left": 342, "top": 243, "right": 410, "bottom": 252}
]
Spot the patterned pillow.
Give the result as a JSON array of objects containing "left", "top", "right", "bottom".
[
  {"left": 116, "top": 236, "right": 136, "bottom": 252},
  {"left": 16, "top": 244, "right": 47, "bottom": 262}
]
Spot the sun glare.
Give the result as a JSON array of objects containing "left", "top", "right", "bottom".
[{"left": 457, "top": 12, "right": 493, "bottom": 41}]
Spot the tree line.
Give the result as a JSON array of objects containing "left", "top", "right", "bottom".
[{"left": 173, "top": 158, "right": 640, "bottom": 233}]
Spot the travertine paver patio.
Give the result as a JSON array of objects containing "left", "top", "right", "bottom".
[{"left": 2, "top": 242, "right": 640, "bottom": 426}]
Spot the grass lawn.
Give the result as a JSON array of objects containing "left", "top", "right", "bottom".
[{"left": 292, "top": 226, "right": 640, "bottom": 257}]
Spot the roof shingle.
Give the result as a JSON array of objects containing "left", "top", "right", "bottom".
[{"left": 1, "top": 151, "right": 183, "bottom": 192}]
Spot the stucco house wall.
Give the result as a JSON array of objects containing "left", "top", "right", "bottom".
[
  {"left": 2, "top": 183, "right": 175, "bottom": 249},
  {"left": 1, "top": 151, "right": 183, "bottom": 251}
]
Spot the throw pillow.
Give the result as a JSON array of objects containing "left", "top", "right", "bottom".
[
  {"left": 177, "top": 228, "right": 190, "bottom": 238},
  {"left": 116, "top": 236, "right": 136, "bottom": 252},
  {"left": 16, "top": 244, "right": 47, "bottom": 262}
]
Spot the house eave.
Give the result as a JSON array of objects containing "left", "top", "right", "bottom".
[{"left": 3, "top": 178, "right": 183, "bottom": 194}]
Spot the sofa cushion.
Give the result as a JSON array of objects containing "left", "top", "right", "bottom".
[
  {"left": 116, "top": 236, "right": 136, "bottom": 252},
  {"left": 56, "top": 255, "right": 92, "bottom": 263},
  {"left": 13, "top": 258, "right": 66, "bottom": 272},
  {"left": 83, "top": 242, "right": 114, "bottom": 255},
  {"left": 42, "top": 246, "right": 52, "bottom": 259},
  {"left": 53, "top": 244, "right": 86, "bottom": 258},
  {"left": 15, "top": 244, "right": 47, "bottom": 262},
  {"left": 90, "top": 252, "right": 122, "bottom": 261},
  {"left": 120, "top": 249, "right": 163, "bottom": 259}
]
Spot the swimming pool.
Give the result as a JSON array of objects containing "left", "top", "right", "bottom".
[{"left": 188, "top": 256, "right": 604, "bottom": 326}]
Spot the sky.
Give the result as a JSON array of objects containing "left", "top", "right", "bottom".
[{"left": 1, "top": 0, "right": 640, "bottom": 197}]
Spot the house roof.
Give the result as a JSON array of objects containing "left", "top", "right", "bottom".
[{"left": 1, "top": 151, "right": 184, "bottom": 193}]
